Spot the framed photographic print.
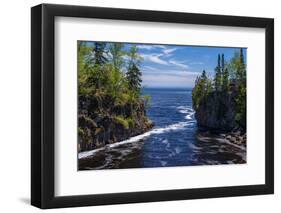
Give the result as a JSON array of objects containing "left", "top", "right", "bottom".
[{"left": 31, "top": 3, "right": 274, "bottom": 209}]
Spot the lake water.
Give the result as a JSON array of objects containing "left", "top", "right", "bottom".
[{"left": 78, "top": 88, "right": 246, "bottom": 170}]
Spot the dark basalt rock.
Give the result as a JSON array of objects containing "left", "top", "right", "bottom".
[
  {"left": 78, "top": 95, "right": 153, "bottom": 152},
  {"left": 195, "top": 91, "right": 237, "bottom": 132}
]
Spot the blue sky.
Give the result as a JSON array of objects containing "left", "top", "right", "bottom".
[{"left": 128, "top": 44, "right": 246, "bottom": 88}]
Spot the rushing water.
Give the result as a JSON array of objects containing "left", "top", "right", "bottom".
[{"left": 78, "top": 88, "right": 246, "bottom": 170}]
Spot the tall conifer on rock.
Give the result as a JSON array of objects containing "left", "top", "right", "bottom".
[
  {"left": 192, "top": 70, "right": 211, "bottom": 110},
  {"left": 92, "top": 42, "right": 107, "bottom": 66},
  {"left": 126, "top": 45, "right": 142, "bottom": 95},
  {"left": 87, "top": 42, "right": 108, "bottom": 89},
  {"left": 222, "top": 68, "right": 229, "bottom": 91},
  {"left": 214, "top": 54, "right": 222, "bottom": 91},
  {"left": 221, "top": 54, "right": 229, "bottom": 91},
  {"left": 109, "top": 43, "right": 125, "bottom": 71}
]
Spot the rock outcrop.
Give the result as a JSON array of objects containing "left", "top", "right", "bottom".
[
  {"left": 78, "top": 95, "right": 153, "bottom": 152},
  {"left": 195, "top": 91, "right": 238, "bottom": 132}
]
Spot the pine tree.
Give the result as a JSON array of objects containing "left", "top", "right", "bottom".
[
  {"left": 221, "top": 54, "right": 225, "bottom": 71},
  {"left": 214, "top": 54, "right": 222, "bottom": 91},
  {"left": 220, "top": 54, "right": 228, "bottom": 91},
  {"left": 126, "top": 64, "right": 142, "bottom": 94},
  {"left": 240, "top": 48, "right": 245, "bottom": 66},
  {"left": 222, "top": 68, "right": 229, "bottom": 91},
  {"left": 201, "top": 70, "right": 207, "bottom": 88},
  {"left": 92, "top": 42, "right": 107, "bottom": 66},
  {"left": 109, "top": 43, "right": 125, "bottom": 70},
  {"left": 237, "top": 48, "right": 246, "bottom": 82},
  {"left": 235, "top": 48, "right": 246, "bottom": 128},
  {"left": 126, "top": 45, "right": 142, "bottom": 94},
  {"left": 88, "top": 42, "right": 108, "bottom": 89},
  {"left": 192, "top": 70, "right": 211, "bottom": 110}
]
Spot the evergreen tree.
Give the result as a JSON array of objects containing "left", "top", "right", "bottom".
[
  {"left": 235, "top": 48, "right": 246, "bottom": 128},
  {"left": 240, "top": 48, "right": 245, "bottom": 66},
  {"left": 221, "top": 53, "right": 229, "bottom": 91},
  {"left": 201, "top": 70, "right": 206, "bottom": 78},
  {"left": 126, "top": 64, "right": 142, "bottom": 94},
  {"left": 238, "top": 48, "right": 246, "bottom": 83},
  {"left": 126, "top": 45, "right": 142, "bottom": 94},
  {"left": 222, "top": 53, "right": 225, "bottom": 71},
  {"left": 214, "top": 54, "right": 222, "bottom": 91},
  {"left": 92, "top": 42, "right": 107, "bottom": 66},
  {"left": 109, "top": 43, "right": 125, "bottom": 70},
  {"left": 88, "top": 42, "right": 108, "bottom": 89},
  {"left": 222, "top": 68, "right": 229, "bottom": 91},
  {"left": 192, "top": 70, "right": 211, "bottom": 110},
  {"left": 127, "top": 45, "right": 142, "bottom": 68}
]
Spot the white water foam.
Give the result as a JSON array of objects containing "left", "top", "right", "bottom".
[
  {"left": 174, "top": 147, "right": 182, "bottom": 154},
  {"left": 188, "top": 143, "right": 203, "bottom": 150},
  {"left": 185, "top": 112, "right": 195, "bottom": 120},
  {"left": 160, "top": 161, "right": 167, "bottom": 166},
  {"left": 79, "top": 120, "right": 194, "bottom": 159},
  {"left": 177, "top": 106, "right": 195, "bottom": 120}
]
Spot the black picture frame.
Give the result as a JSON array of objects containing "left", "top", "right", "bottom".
[{"left": 31, "top": 3, "right": 274, "bottom": 209}]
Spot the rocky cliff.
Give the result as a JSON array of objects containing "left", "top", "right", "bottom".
[
  {"left": 78, "top": 94, "right": 153, "bottom": 152},
  {"left": 194, "top": 91, "right": 238, "bottom": 132}
]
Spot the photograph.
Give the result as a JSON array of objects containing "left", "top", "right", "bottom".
[
  {"left": 29, "top": 2, "right": 274, "bottom": 209},
  {"left": 77, "top": 41, "right": 247, "bottom": 170}
]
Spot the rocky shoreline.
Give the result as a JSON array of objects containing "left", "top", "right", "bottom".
[
  {"left": 221, "top": 131, "right": 246, "bottom": 148},
  {"left": 196, "top": 130, "right": 246, "bottom": 164},
  {"left": 197, "top": 130, "right": 246, "bottom": 150}
]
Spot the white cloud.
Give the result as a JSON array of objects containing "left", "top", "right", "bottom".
[
  {"left": 169, "top": 59, "right": 189, "bottom": 69},
  {"left": 142, "top": 65, "right": 159, "bottom": 71},
  {"left": 141, "top": 67, "right": 200, "bottom": 77},
  {"left": 190, "top": 61, "right": 204, "bottom": 65},
  {"left": 137, "top": 45, "right": 154, "bottom": 50},
  {"left": 140, "top": 53, "right": 168, "bottom": 65},
  {"left": 154, "top": 45, "right": 166, "bottom": 49},
  {"left": 154, "top": 45, "right": 177, "bottom": 55},
  {"left": 163, "top": 48, "right": 177, "bottom": 55}
]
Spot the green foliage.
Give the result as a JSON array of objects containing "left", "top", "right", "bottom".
[
  {"left": 234, "top": 49, "right": 246, "bottom": 127},
  {"left": 109, "top": 43, "right": 125, "bottom": 70},
  {"left": 222, "top": 68, "right": 229, "bottom": 91},
  {"left": 227, "top": 51, "right": 242, "bottom": 80},
  {"left": 92, "top": 42, "right": 107, "bottom": 66},
  {"left": 235, "top": 85, "right": 246, "bottom": 127},
  {"left": 221, "top": 54, "right": 229, "bottom": 91},
  {"left": 78, "top": 41, "right": 150, "bottom": 132},
  {"left": 142, "top": 94, "right": 151, "bottom": 108},
  {"left": 78, "top": 127, "right": 85, "bottom": 137},
  {"left": 126, "top": 64, "right": 142, "bottom": 94},
  {"left": 126, "top": 45, "right": 143, "bottom": 96},
  {"left": 127, "top": 45, "right": 142, "bottom": 67},
  {"left": 214, "top": 54, "right": 222, "bottom": 91},
  {"left": 192, "top": 70, "right": 212, "bottom": 110},
  {"left": 113, "top": 115, "right": 130, "bottom": 129}
]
